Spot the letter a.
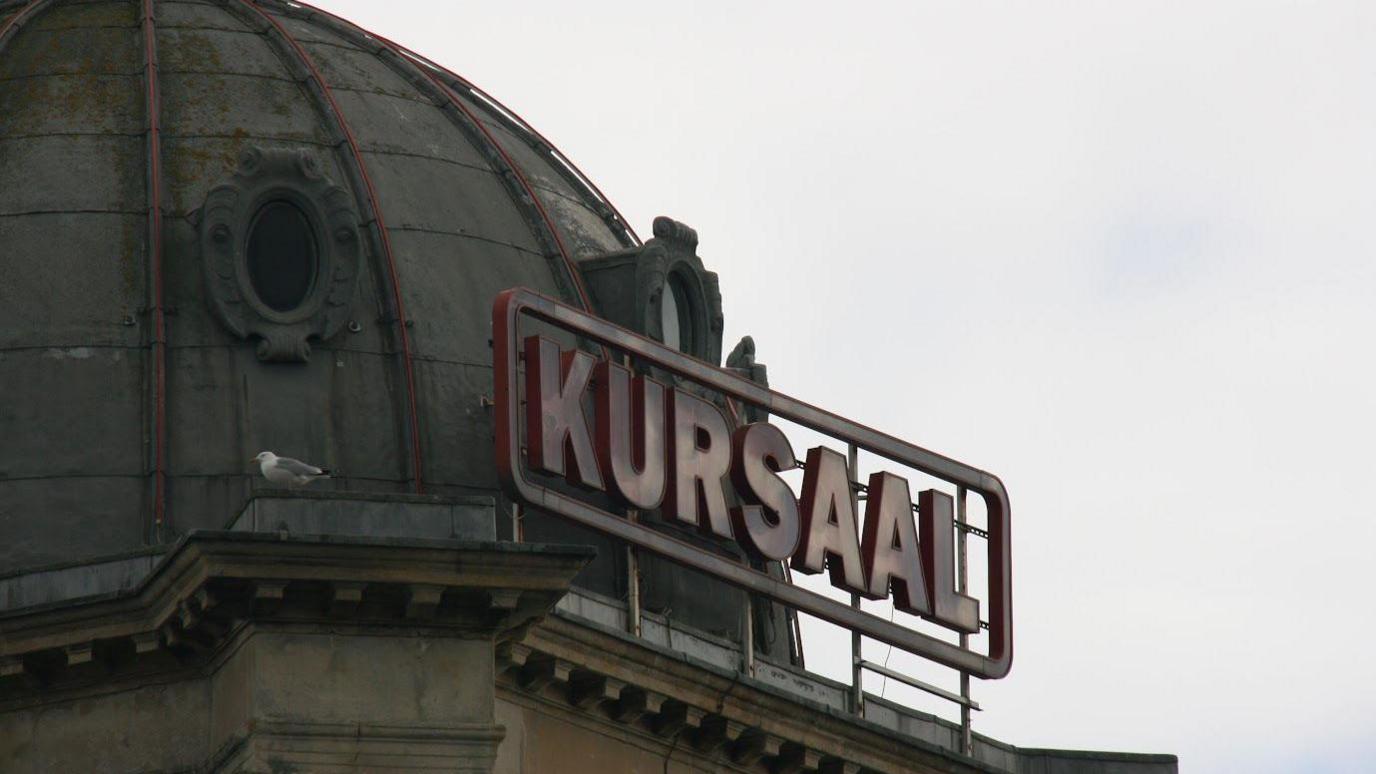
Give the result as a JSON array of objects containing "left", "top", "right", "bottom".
[
  {"left": 859, "top": 472, "right": 930, "bottom": 615},
  {"left": 791, "top": 446, "right": 867, "bottom": 595}
]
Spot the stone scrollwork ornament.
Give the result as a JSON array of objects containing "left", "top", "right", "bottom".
[{"left": 199, "top": 146, "right": 362, "bottom": 362}]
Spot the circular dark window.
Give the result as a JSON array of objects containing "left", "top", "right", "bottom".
[
  {"left": 246, "top": 200, "right": 318, "bottom": 313},
  {"left": 660, "top": 272, "right": 696, "bottom": 355}
]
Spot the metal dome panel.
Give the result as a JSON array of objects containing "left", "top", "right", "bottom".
[{"left": 0, "top": 0, "right": 628, "bottom": 572}]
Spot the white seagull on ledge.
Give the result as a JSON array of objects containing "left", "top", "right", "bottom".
[{"left": 252, "top": 451, "right": 331, "bottom": 487}]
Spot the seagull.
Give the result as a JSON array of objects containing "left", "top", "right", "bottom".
[{"left": 252, "top": 451, "right": 331, "bottom": 487}]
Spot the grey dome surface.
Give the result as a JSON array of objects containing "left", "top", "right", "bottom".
[{"left": 0, "top": 0, "right": 635, "bottom": 571}]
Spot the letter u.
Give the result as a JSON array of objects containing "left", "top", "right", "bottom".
[{"left": 593, "top": 361, "right": 667, "bottom": 510}]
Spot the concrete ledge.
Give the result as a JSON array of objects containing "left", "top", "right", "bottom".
[
  {"left": 229, "top": 491, "right": 496, "bottom": 541},
  {"left": 216, "top": 716, "right": 505, "bottom": 773},
  {"left": 0, "top": 493, "right": 500, "bottom": 614},
  {"left": 1016, "top": 748, "right": 1179, "bottom": 773},
  {"left": 0, "top": 532, "right": 597, "bottom": 657},
  {"left": 0, "top": 549, "right": 166, "bottom": 612}
]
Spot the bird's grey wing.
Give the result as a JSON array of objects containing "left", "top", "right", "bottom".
[{"left": 275, "top": 457, "right": 324, "bottom": 476}]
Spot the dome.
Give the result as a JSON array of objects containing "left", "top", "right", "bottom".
[{"left": 0, "top": 0, "right": 639, "bottom": 570}]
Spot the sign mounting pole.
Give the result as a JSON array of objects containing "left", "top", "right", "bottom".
[
  {"left": 958, "top": 485, "right": 973, "bottom": 754},
  {"left": 848, "top": 442, "right": 864, "bottom": 717}
]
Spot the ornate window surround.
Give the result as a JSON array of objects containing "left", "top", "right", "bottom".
[{"left": 199, "top": 147, "right": 362, "bottom": 362}]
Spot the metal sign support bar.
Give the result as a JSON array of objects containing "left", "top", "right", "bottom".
[
  {"left": 742, "top": 594, "right": 756, "bottom": 677},
  {"left": 858, "top": 660, "right": 981, "bottom": 711},
  {"left": 848, "top": 443, "right": 865, "bottom": 716},
  {"left": 627, "top": 509, "right": 642, "bottom": 638},
  {"left": 957, "top": 485, "right": 974, "bottom": 754}
]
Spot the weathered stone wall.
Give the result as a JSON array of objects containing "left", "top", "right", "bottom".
[
  {"left": 0, "top": 533, "right": 593, "bottom": 772},
  {"left": 495, "top": 695, "right": 747, "bottom": 774},
  {"left": 0, "top": 624, "right": 506, "bottom": 772},
  {"left": 215, "top": 627, "right": 504, "bottom": 772}
]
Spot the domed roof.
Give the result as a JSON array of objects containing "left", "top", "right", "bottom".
[{"left": 0, "top": 0, "right": 639, "bottom": 570}]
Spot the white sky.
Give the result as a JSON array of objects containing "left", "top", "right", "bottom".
[{"left": 318, "top": 2, "right": 1376, "bottom": 770}]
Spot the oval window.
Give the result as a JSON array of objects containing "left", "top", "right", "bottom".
[
  {"left": 246, "top": 200, "right": 317, "bottom": 313},
  {"left": 660, "top": 273, "right": 695, "bottom": 354}
]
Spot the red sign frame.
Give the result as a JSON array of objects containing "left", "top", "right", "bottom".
[{"left": 493, "top": 288, "right": 1012, "bottom": 679}]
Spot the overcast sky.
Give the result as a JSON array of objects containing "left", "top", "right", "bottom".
[{"left": 319, "top": 3, "right": 1375, "bottom": 770}]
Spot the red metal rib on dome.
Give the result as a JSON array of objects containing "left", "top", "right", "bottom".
[
  {"left": 140, "top": 0, "right": 169, "bottom": 532},
  {"left": 265, "top": 3, "right": 583, "bottom": 309},
  {"left": 427, "top": 81, "right": 600, "bottom": 312},
  {"left": 401, "top": 61, "right": 643, "bottom": 250},
  {"left": 0, "top": 0, "right": 50, "bottom": 44},
  {"left": 266, "top": 2, "right": 598, "bottom": 324},
  {"left": 233, "top": 0, "right": 426, "bottom": 494},
  {"left": 278, "top": 0, "right": 642, "bottom": 251},
  {"left": 413, "top": 65, "right": 642, "bottom": 249}
]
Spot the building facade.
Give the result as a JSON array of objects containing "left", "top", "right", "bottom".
[{"left": 0, "top": 2, "right": 1177, "bottom": 771}]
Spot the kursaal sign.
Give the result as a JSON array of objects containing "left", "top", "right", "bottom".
[{"left": 493, "top": 288, "right": 1013, "bottom": 679}]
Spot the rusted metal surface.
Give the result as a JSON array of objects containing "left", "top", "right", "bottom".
[
  {"left": 140, "top": 0, "right": 167, "bottom": 532},
  {"left": 0, "top": 0, "right": 49, "bottom": 46},
  {"left": 0, "top": 0, "right": 150, "bottom": 570},
  {"left": 494, "top": 287, "right": 1014, "bottom": 679},
  {"left": 230, "top": 0, "right": 426, "bottom": 494}
]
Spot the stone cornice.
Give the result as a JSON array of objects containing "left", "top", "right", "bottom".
[
  {"left": 0, "top": 532, "right": 594, "bottom": 690},
  {"left": 500, "top": 615, "right": 1000, "bottom": 774}
]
